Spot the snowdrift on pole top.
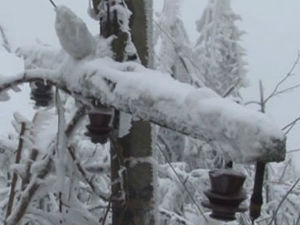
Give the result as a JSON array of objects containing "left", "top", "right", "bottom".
[{"left": 55, "top": 6, "right": 95, "bottom": 59}]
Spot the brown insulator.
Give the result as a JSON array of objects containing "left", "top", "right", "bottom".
[
  {"left": 30, "top": 81, "right": 52, "bottom": 107},
  {"left": 202, "top": 169, "right": 247, "bottom": 221},
  {"left": 250, "top": 162, "right": 266, "bottom": 223},
  {"left": 85, "top": 109, "right": 113, "bottom": 144}
]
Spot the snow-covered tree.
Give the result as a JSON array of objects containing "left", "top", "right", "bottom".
[
  {"left": 0, "top": 1, "right": 291, "bottom": 225},
  {"left": 194, "top": 0, "right": 247, "bottom": 97}
]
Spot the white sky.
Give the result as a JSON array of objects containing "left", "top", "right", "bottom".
[{"left": 0, "top": 0, "right": 299, "bottom": 169}]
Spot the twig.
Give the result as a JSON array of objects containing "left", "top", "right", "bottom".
[
  {"left": 0, "top": 25, "right": 12, "bottom": 53},
  {"left": 65, "top": 106, "right": 86, "bottom": 138},
  {"left": 157, "top": 135, "right": 208, "bottom": 222},
  {"left": 286, "top": 148, "right": 300, "bottom": 154},
  {"left": 267, "top": 178, "right": 300, "bottom": 225},
  {"left": 264, "top": 53, "right": 300, "bottom": 104},
  {"left": 259, "top": 80, "right": 265, "bottom": 113},
  {"left": 3, "top": 92, "right": 90, "bottom": 225},
  {"left": 244, "top": 100, "right": 261, "bottom": 106},
  {"left": 48, "top": 0, "right": 57, "bottom": 8},
  {"left": 5, "top": 155, "right": 52, "bottom": 225},
  {"left": 5, "top": 122, "right": 26, "bottom": 220},
  {"left": 272, "top": 84, "right": 300, "bottom": 98},
  {"left": 21, "top": 149, "right": 38, "bottom": 190},
  {"left": 100, "top": 197, "right": 112, "bottom": 224},
  {"left": 68, "top": 145, "right": 109, "bottom": 201},
  {"left": 281, "top": 116, "right": 300, "bottom": 135},
  {"left": 223, "top": 77, "right": 242, "bottom": 97}
]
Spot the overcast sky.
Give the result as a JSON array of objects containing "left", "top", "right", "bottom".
[{"left": 0, "top": 0, "right": 299, "bottom": 169}]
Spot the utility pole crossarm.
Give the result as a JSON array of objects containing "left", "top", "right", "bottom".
[{"left": 0, "top": 54, "right": 286, "bottom": 163}]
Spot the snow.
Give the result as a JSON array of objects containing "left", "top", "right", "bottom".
[
  {"left": 55, "top": 6, "right": 95, "bottom": 59},
  {"left": 0, "top": 2, "right": 297, "bottom": 225},
  {"left": 30, "top": 110, "right": 57, "bottom": 152},
  {"left": 118, "top": 112, "right": 132, "bottom": 137},
  {"left": 4, "top": 50, "right": 284, "bottom": 163},
  {"left": 74, "top": 58, "right": 284, "bottom": 162},
  {"left": 16, "top": 44, "right": 64, "bottom": 70},
  {"left": 0, "top": 5, "right": 286, "bottom": 164}
]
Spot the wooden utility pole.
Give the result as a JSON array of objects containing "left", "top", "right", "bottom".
[
  {"left": 92, "top": 1, "right": 156, "bottom": 225},
  {"left": 118, "top": 1, "right": 155, "bottom": 225}
]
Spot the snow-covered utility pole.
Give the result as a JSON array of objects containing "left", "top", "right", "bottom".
[{"left": 91, "top": 1, "right": 156, "bottom": 225}]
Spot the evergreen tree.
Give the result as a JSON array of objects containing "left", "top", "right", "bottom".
[{"left": 194, "top": 0, "right": 247, "bottom": 96}]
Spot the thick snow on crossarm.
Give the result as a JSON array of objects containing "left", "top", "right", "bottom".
[
  {"left": 6, "top": 5, "right": 286, "bottom": 164},
  {"left": 65, "top": 58, "right": 285, "bottom": 163}
]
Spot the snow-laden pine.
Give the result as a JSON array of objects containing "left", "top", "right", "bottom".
[{"left": 194, "top": 0, "right": 248, "bottom": 96}]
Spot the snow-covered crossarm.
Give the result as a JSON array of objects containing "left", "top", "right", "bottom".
[{"left": 0, "top": 56, "right": 285, "bottom": 163}]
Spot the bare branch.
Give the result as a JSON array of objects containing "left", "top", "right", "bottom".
[
  {"left": 223, "top": 77, "right": 242, "bottom": 97},
  {"left": 244, "top": 100, "right": 261, "bottom": 106},
  {"left": 4, "top": 102, "right": 89, "bottom": 225},
  {"left": 267, "top": 178, "right": 300, "bottom": 225},
  {"left": 68, "top": 145, "right": 110, "bottom": 201},
  {"left": 99, "top": 197, "right": 111, "bottom": 224},
  {"left": 5, "top": 123, "right": 26, "bottom": 220},
  {"left": 65, "top": 106, "right": 86, "bottom": 137},
  {"left": 157, "top": 135, "right": 208, "bottom": 222},
  {"left": 259, "top": 80, "right": 265, "bottom": 113},
  {"left": 286, "top": 148, "right": 300, "bottom": 154},
  {"left": 0, "top": 25, "right": 12, "bottom": 53},
  {"left": 264, "top": 53, "right": 300, "bottom": 104},
  {"left": 281, "top": 116, "right": 300, "bottom": 135},
  {"left": 48, "top": 0, "right": 57, "bottom": 8},
  {"left": 5, "top": 155, "right": 52, "bottom": 225},
  {"left": 272, "top": 84, "right": 300, "bottom": 98}
]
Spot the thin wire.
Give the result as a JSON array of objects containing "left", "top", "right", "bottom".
[{"left": 157, "top": 136, "right": 208, "bottom": 222}]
